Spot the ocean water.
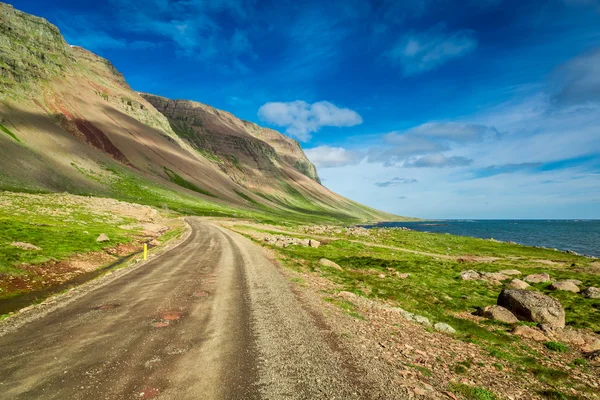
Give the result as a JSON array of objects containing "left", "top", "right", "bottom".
[{"left": 365, "top": 220, "right": 600, "bottom": 257}]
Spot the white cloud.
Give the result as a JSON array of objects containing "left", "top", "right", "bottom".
[
  {"left": 388, "top": 25, "right": 478, "bottom": 75},
  {"left": 551, "top": 47, "right": 600, "bottom": 107},
  {"left": 258, "top": 101, "right": 363, "bottom": 141},
  {"left": 305, "top": 145, "right": 362, "bottom": 168},
  {"left": 403, "top": 154, "right": 473, "bottom": 168},
  {"left": 404, "top": 122, "right": 500, "bottom": 142}
]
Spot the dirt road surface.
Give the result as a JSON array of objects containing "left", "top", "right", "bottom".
[{"left": 0, "top": 219, "right": 369, "bottom": 399}]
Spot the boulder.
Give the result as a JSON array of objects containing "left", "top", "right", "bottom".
[
  {"left": 482, "top": 305, "right": 519, "bottom": 324},
  {"left": 412, "top": 315, "right": 431, "bottom": 326},
  {"left": 548, "top": 281, "right": 580, "bottom": 293},
  {"left": 10, "top": 242, "right": 41, "bottom": 251},
  {"left": 582, "top": 287, "right": 600, "bottom": 299},
  {"left": 459, "top": 270, "right": 481, "bottom": 280},
  {"left": 309, "top": 239, "right": 321, "bottom": 248},
  {"left": 497, "top": 289, "right": 565, "bottom": 328},
  {"left": 563, "top": 279, "right": 582, "bottom": 285},
  {"left": 507, "top": 279, "right": 530, "bottom": 290},
  {"left": 512, "top": 326, "right": 547, "bottom": 342},
  {"left": 96, "top": 234, "right": 110, "bottom": 242},
  {"left": 434, "top": 322, "right": 456, "bottom": 334},
  {"left": 499, "top": 269, "right": 522, "bottom": 276},
  {"left": 481, "top": 272, "right": 510, "bottom": 282},
  {"left": 319, "top": 258, "right": 342, "bottom": 271},
  {"left": 524, "top": 273, "right": 551, "bottom": 283}
]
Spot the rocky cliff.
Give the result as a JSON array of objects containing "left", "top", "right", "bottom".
[{"left": 0, "top": 2, "right": 397, "bottom": 223}]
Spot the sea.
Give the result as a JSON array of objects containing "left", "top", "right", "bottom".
[{"left": 364, "top": 220, "right": 600, "bottom": 258}]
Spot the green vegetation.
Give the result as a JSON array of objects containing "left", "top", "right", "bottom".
[
  {"left": 449, "top": 383, "right": 498, "bottom": 400},
  {"left": 163, "top": 167, "right": 217, "bottom": 198},
  {"left": 544, "top": 342, "right": 569, "bottom": 352},
  {"left": 0, "top": 122, "right": 19, "bottom": 142},
  {"left": 236, "top": 224, "right": 600, "bottom": 394}
]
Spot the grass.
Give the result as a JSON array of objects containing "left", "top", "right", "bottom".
[
  {"left": 544, "top": 342, "right": 569, "bottom": 352},
  {"left": 0, "top": 122, "right": 19, "bottom": 142},
  {"left": 163, "top": 167, "right": 217, "bottom": 198},
  {"left": 236, "top": 223, "right": 600, "bottom": 395},
  {"left": 449, "top": 383, "right": 498, "bottom": 400}
]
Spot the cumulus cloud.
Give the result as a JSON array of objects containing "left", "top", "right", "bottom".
[
  {"left": 404, "top": 154, "right": 473, "bottom": 168},
  {"left": 387, "top": 25, "right": 478, "bottom": 75},
  {"left": 404, "top": 122, "right": 500, "bottom": 142},
  {"left": 305, "top": 145, "right": 362, "bottom": 168},
  {"left": 551, "top": 47, "right": 600, "bottom": 107},
  {"left": 375, "top": 177, "right": 419, "bottom": 187},
  {"left": 258, "top": 101, "right": 363, "bottom": 141}
]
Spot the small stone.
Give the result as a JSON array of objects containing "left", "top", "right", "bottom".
[
  {"left": 512, "top": 326, "right": 547, "bottom": 341},
  {"left": 10, "top": 242, "right": 41, "bottom": 251},
  {"left": 378, "top": 273, "right": 386, "bottom": 279},
  {"left": 563, "top": 279, "right": 582, "bottom": 285},
  {"left": 499, "top": 269, "right": 522, "bottom": 276},
  {"left": 434, "top": 322, "right": 456, "bottom": 334},
  {"left": 309, "top": 239, "right": 321, "bottom": 248},
  {"left": 338, "top": 291, "right": 357, "bottom": 299},
  {"left": 524, "top": 273, "right": 551, "bottom": 283},
  {"left": 96, "top": 234, "right": 110, "bottom": 242},
  {"left": 319, "top": 258, "right": 342, "bottom": 271},
  {"left": 413, "top": 315, "right": 431, "bottom": 326},
  {"left": 507, "top": 279, "right": 530, "bottom": 289},
  {"left": 459, "top": 270, "right": 481, "bottom": 280},
  {"left": 548, "top": 281, "right": 580, "bottom": 293},
  {"left": 397, "top": 273, "right": 410, "bottom": 279},
  {"left": 149, "top": 239, "right": 161, "bottom": 246},
  {"left": 482, "top": 305, "right": 519, "bottom": 324},
  {"left": 582, "top": 287, "right": 600, "bottom": 299}
]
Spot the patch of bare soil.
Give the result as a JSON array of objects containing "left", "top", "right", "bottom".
[{"left": 279, "top": 265, "right": 600, "bottom": 399}]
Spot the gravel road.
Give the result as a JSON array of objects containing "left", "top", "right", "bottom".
[{"left": 0, "top": 219, "right": 365, "bottom": 399}]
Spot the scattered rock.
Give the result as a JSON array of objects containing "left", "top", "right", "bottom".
[
  {"left": 433, "top": 322, "right": 456, "bottom": 334},
  {"left": 481, "top": 305, "right": 519, "bottom": 324},
  {"left": 582, "top": 287, "right": 600, "bottom": 299},
  {"left": 149, "top": 239, "right": 161, "bottom": 246},
  {"left": 10, "top": 242, "right": 41, "bottom": 251},
  {"left": 563, "top": 279, "right": 582, "bottom": 285},
  {"left": 308, "top": 239, "right": 321, "bottom": 248},
  {"left": 480, "top": 272, "right": 510, "bottom": 282},
  {"left": 586, "top": 350, "right": 600, "bottom": 364},
  {"left": 512, "top": 326, "right": 547, "bottom": 341},
  {"left": 396, "top": 273, "right": 410, "bottom": 279},
  {"left": 499, "top": 269, "right": 522, "bottom": 276},
  {"left": 412, "top": 315, "right": 431, "bottom": 326},
  {"left": 548, "top": 281, "right": 580, "bottom": 293},
  {"left": 338, "top": 291, "right": 357, "bottom": 300},
  {"left": 96, "top": 234, "right": 110, "bottom": 242},
  {"left": 378, "top": 273, "right": 386, "bottom": 279},
  {"left": 507, "top": 279, "right": 530, "bottom": 289},
  {"left": 459, "top": 270, "right": 481, "bottom": 280},
  {"left": 497, "top": 289, "right": 565, "bottom": 328},
  {"left": 319, "top": 258, "right": 342, "bottom": 271},
  {"left": 524, "top": 273, "right": 551, "bottom": 283}
]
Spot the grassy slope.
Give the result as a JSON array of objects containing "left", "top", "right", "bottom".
[{"left": 233, "top": 223, "right": 600, "bottom": 399}]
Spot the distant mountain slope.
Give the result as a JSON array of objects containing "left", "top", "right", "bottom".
[{"left": 0, "top": 2, "right": 402, "bottom": 223}]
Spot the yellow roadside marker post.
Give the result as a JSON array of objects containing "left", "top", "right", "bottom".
[{"left": 144, "top": 243, "right": 148, "bottom": 260}]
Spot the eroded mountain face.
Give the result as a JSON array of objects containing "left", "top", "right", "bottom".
[{"left": 0, "top": 2, "right": 393, "bottom": 222}]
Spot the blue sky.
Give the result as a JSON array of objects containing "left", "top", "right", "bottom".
[{"left": 9, "top": 0, "right": 600, "bottom": 218}]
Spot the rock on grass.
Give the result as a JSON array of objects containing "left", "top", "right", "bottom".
[
  {"left": 10, "top": 242, "right": 41, "bottom": 250},
  {"left": 582, "top": 287, "right": 600, "bottom": 299},
  {"left": 482, "top": 305, "right": 519, "bottom": 324},
  {"left": 497, "top": 289, "right": 565, "bottom": 328},
  {"left": 96, "top": 233, "right": 110, "bottom": 242},
  {"left": 548, "top": 281, "right": 580, "bottom": 293},
  {"left": 507, "top": 279, "right": 530, "bottom": 289},
  {"left": 524, "top": 273, "right": 551, "bottom": 283}
]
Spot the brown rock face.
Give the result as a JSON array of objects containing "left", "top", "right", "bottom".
[
  {"left": 140, "top": 94, "right": 321, "bottom": 184},
  {"left": 497, "top": 289, "right": 565, "bottom": 328}
]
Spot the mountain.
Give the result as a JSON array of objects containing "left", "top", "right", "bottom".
[{"left": 0, "top": 2, "right": 400, "bottom": 224}]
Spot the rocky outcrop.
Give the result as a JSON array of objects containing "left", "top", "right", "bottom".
[
  {"left": 141, "top": 94, "right": 321, "bottom": 183},
  {"left": 498, "top": 289, "right": 565, "bottom": 328}
]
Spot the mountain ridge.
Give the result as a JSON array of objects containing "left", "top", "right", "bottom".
[{"left": 0, "top": 2, "right": 403, "bottom": 224}]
